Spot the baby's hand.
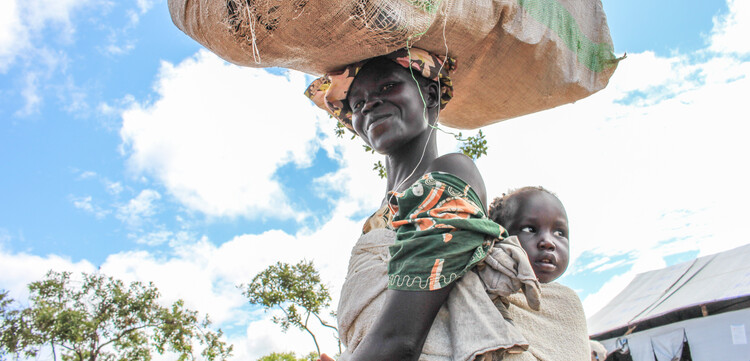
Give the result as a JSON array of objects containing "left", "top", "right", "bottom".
[{"left": 317, "top": 353, "right": 335, "bottom": 361}]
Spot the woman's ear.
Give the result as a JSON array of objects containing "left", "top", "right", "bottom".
[{"left": 425, "top": 82, "right": 440, "bottom": 109}]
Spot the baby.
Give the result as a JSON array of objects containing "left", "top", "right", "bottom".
[
  {"left": 487, "top": 186, "right": 591, "bottom": 361},
  {"left": 488, "top": 186, "right": 569, "bottom": 284}
]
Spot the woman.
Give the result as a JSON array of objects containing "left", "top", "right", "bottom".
[{"left": 306, "top": 48, "right": 531, "bottom": 361}]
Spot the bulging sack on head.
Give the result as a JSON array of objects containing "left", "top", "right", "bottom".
[{"left": 169, "top": 0, "right": 621, "bottom": 129}]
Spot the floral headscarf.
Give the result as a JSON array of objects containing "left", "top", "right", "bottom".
[{"left": 304, "top": 48, "right": 456, "bottom": 132}]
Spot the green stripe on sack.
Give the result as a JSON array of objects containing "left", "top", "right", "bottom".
[{"left": 518, "top": 0, "right": 617, "bottom": 72}]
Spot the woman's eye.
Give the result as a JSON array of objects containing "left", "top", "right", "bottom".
[
  {"left": 380, "top": 83, "right": 395, "bottom": 92},
  {"left": 521, "top": 226, "right": 535, "bottom": 233},
  {"left": 352, "top": 100, "right": 364, "bottom": 110}
]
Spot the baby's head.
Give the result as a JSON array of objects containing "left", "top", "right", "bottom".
[{"left": 488, "top": 187, "right": 569, "bottom": 283}]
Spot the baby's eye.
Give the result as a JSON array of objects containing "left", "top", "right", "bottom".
[
  {"left": 520, "top": 226, "right": 535, "bottom": 233},
  {"left": 554, "top": 230, "right": 567, "bottom": 238}
]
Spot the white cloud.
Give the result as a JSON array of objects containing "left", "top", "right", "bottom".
[
  {"left": 0, "top": 229, "right": 10, "bottom": 246},
  {"left": 16, "top": 71, "right": 41, "bottom": 116},
  {"left": 120, "top": 51, "right": 326, "bottom": 220},
  {"left": 710, "top": 0, "right": 750, "bottom": 55},
  {"left": 136, "top": 0, "right": 156, "bottom": 14},
  {"left": 78, "top": 170, "right": 97, "bottom": 179},
  {"left": 583, "top": 251, "right": 666, "bottom": 318},
  {"left": 105, "top": 180, "right": 124, "bottom": 195},
  {"left": 0, "top": 0, "right": 102, "bottom": 72},
  {"left": 0, "top": 0, "right": 27, "bottom": 72},
  {"left": 105, "top": 41, "right": 135, "bottom": 56},
  {"left": 134, "top": 230, "right": 194, "bottom": 247},
  {"left": 125, "top": 0, "right": 156, "bottom": 26},
  {"left": 0, "top": 249, "right": 96, "bottom": 301},
  {"left": 71, "top": 195, "right": 110, "bottom": 219},
  {"left": 592, "top": 259, "right": 629, "bottom": 274},
  {"left": 116, "top": 189, "right": 161, "bottom": 226}
]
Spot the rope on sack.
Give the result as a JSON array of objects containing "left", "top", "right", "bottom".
[{"left": 243, "top": 4, "right": 262, "bottom": 64}]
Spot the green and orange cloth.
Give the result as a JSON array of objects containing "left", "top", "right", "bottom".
[
  {"left": 387, "top": 172, "right": 506, "bottom": 291},
  {"left": 304, "top": 48, "right": 456, "bottom": 132}
]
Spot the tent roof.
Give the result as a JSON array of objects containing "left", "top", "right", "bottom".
[{"left": 587, "top": 243, "right": 750, "bottom": 337}]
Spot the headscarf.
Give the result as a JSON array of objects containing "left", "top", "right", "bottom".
[{"left": 304, "top": 48, "right": 456, "bottom": 132}]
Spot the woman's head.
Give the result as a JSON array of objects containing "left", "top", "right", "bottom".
[
  {"left": 346, "top": 57, "right": 440, "bottom": 153},
  {"left": 305, "top": 48, "right": 456, "bottom": 136},
  {"left": 489, "top": 187, "right": 570, "bottom": 283}
]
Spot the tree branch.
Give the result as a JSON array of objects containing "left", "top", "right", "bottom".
[
  {"left": 312, "top": 312, "right": 341, "bottom": 354},
  {"left": 312, "top": 313, "right": 338, "bottom": 332},
  {"left": 94, "top": 322, "right": 161, "bottom": 355},
  {"left": 301, "top": 311, "right": 320, "bottom": 356}
]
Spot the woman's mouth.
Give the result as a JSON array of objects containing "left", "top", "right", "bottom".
[{"left": 367, "top": 114, "right": 391, "bottom": 133}]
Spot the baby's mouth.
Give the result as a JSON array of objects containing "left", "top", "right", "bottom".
[{"left": 534, "top": 255, "right": 557, "bottom": 272}]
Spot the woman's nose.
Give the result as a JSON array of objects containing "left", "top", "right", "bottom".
[{"left": 362, "top": 98, "right": 382, "bottom": 114}]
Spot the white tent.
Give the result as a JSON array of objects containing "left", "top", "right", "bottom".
[{"left": 588, "top": 243, "right": 750, "bottom": 361}]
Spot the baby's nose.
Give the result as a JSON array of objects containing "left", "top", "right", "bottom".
[{"left": 538, "top": 237, "right": 556, "bottom": 250}]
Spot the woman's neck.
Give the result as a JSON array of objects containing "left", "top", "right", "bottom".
[{"left": 384, "top": 129, "right": 438, "bottom": 194}]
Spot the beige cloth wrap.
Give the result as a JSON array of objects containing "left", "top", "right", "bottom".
[
  {"left": 589, "top": 340, "right": 607, "bottom": 361},
  {"left": 503, "top": 283, "right": 591, "bottom": 361},
  {"left": 477, "top": 237, "right": 541, "bottom": 312},
  {"left": 338, "top": 228, "right": 541, "bottom": 361}
]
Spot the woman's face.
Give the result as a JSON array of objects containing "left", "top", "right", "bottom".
[{"left": 347, "top": 59, "right": 434, "bottom": 155}]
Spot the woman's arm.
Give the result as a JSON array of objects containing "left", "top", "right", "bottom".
[{"left": 349, "top": 285, "right": 454, "bottom": 361}]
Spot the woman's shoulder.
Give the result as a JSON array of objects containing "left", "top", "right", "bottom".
[{"left": 426, "top": 153, "right": 487, "bottom": 208}]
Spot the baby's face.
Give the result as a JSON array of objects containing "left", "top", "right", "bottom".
[{"left": 505, "top": 191, "right": 570, "bottom": 283}]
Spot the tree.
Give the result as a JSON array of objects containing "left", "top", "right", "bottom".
[
  {"left": 241, "top": 260, "right": 340, "bottom": 357},
  {"left": 458, "top": 129, "right": 488, "bottom": 160},
  {"left": 256, "top": 351, "right": 317, "bottom": 361},
  {"left": 0, "top": 271, "right": 233, "bottom": 361}
]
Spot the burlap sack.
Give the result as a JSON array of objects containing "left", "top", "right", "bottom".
[{"left": 169, "top": 0, "right": 620, "bottom": 129}]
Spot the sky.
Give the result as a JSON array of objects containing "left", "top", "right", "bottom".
[{"left": 1, "top": 0, "right": 749, "bottom": 359}]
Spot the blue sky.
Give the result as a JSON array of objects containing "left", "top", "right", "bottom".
[{"left": 1, "top": 0, "right": 749, "bottom": 359}]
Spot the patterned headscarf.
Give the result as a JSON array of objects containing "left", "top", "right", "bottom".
[{"left": 304, "top": 48, "right": 456, "bottom": 132}]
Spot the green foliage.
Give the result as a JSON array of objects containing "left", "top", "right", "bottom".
[
  {"left": 334, "top": 121, "right": 346, "bottom": 139},
  {"left": 373, "top": 161, "right": 387, "bottom": 179},
  {"left": 257, "top": 351, "right": 317, "bottom": 361},
  {"left": 241, "top": 260, "right": 340, "bottom": 357},
  {"left": 458, "top": 130, "right": 488, "bottom": 160},
  {"left": 362, "top": 145, "right": 387, "bottom": 179},
  {"left": 334, "top": 121, "right": 356, "bottom": 140},
  {"left": 0, "top": 271, "right": 233, "bottom": 361},
  {"left": 334, "top": 123, "right": 489, "bottom": 179}
]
